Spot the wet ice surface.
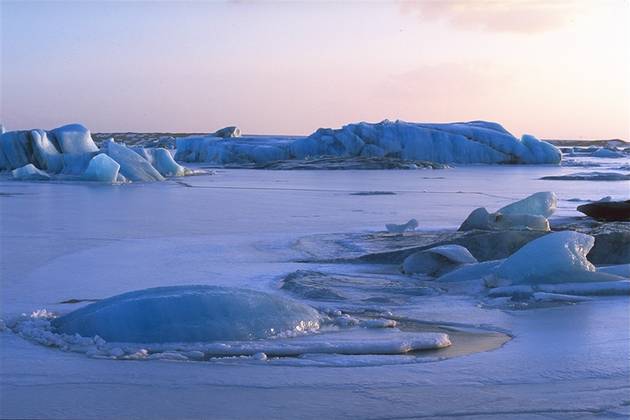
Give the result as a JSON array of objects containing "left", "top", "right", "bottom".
[{"left": 1, "top": 162, "right": 630, "bottom": 418}]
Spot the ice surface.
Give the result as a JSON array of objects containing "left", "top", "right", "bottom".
[
  {"left": 53, "top": 285, "right": 321, "bottom": 343},
  {"left": 11, "top": 164, "right": 50, "bottom": 181},
  {"left": 175, "top": 120, "right": 562, "bottom": 165},
  {"left": 105, "top": 140, "right": 165, "bottom": 182},
  {"left": 493, "top": 231, "right": 608, "bottom": 285},
  {"left": 402, "top": 245, "right": 477, "bottom": 276},
  {"left": 541, "top": 171, "right": 630, "bottom": 181},
  {"left": 385, "top": 218, "right": 418, "bottom": 233},
  {"left": 497, "top": 191, "right": 557, "bottom": 218},
  {"left": 82, "top": 154, "right": 121, "bottom": 183},
  {"left": 49, "top": 124, "right": 99, "bottom": 155}
]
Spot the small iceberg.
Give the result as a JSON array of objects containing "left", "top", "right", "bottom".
[
  {"left": 53, "top": 286, "right": 321, "bottom": 343},
  {"left": 402, "top": 245, "right": 477, "bottom": 276},
  {"left": 386, "top": 219, "right": 418, "bottom": 233}
]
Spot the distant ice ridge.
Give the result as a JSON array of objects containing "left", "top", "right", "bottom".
[
  {"left": 175, "top": 120, "right": 561, "bottom": 165},
  {"left": 0, "top": 124, "right": 195, "bottom": 183}
]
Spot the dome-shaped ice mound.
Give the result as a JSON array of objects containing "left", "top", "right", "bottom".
[{"left": 53, "top": 286, "right": 321, "bottom": 343}]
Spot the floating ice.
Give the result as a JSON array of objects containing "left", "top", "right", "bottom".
[
  {"left": 82, "top": 154, "right": 121, "bottom": 183},
  {"left": 402, "top": 245, "right": 477, "bottom": 276},
  {"left": 104, "top": 140, "right": 165, "bottom": 182},
  {"left": 491, "top": 231, "right": 617, "bottom": 285},
  {"left": 590, "top": 148, "right": 625, "bottom": 158},
  {"left": 175, "top": 120, "right": 561, "bottom": 166},
  {"left": 386, "top": 219, "right": 418, "bottom": 233},
  {"left": 0, "top": 131, "right": 31, "bottom": 169},
  {"left": 151, "top": 148, "right": 188, "bottom": 177},
  {"left": 11, "top": 164, "right": 50, "bottom": 180},
  {"left": 541, "top": 172, "right": 630, "bottom": 181},
  {"left": 497, "top": 192, "right": 557, "bottom": 218},
  {"left": 53, "top": 286, "right": 322, "bottom": 343}
]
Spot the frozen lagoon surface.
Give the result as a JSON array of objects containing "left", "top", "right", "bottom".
[{"left": 1, "top": 163, "right": 630, "bottom": 418}]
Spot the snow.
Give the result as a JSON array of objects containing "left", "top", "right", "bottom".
[
  {"left": 104, "top": 140, "right": 165, "bottom": 182},
  {"left": 53, "top": 285, "right": 321, "bottom": 343},
  {"left": 175, "top": 120, "right": 562, "bottom": 165},
  {"left": 82, "top": 154, "right": 121, "bottom": 183},
  {"left": 497, "top": 191, "right": 557, "bottom": 218},
  {"left": 402, "top": 244, "right": 477, "bottom": 276},
  {"left": 11, "top": 164, "right": 51, "bottom": 180},
  {"left": 385, "top": 218, "right": 418, "bottom": 233}
]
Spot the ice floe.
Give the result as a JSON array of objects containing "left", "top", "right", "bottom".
[{"left": 541, "top": 172, "right": 630, "bottom": 181}]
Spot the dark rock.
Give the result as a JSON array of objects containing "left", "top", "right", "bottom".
[{"left": 577, "top": 200, "right": 630, "bottom": 221}]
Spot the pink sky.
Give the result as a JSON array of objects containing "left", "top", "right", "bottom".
[{"left": 1, "top": 0, "right": 628, "bottom": 139}]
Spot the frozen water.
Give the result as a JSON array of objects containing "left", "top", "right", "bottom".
[
  {"left": 30, "top": 129, "right": 63, "bottom": 173},
  {"left": 0, "top": 131, "right": 31, "bottom": 169},
  {"left": 174, "top": 120, "right": 562, "bottom": 165},
  {"left": 385, "top": 218, "right": 418, "bottom": 233},
  {"left": 590, "top": 148, "right": 625, "bottom": 158},
  {"left": 11, "top": 164, "right": 50, "bottom": 180},
  {"left": 459, "top": 208, "right": 550, "bottom": 232},
  {"left": 83, "top": 154, "right": 121, "bottom": 183},
  {"left": 492, "top": 231, "right": 614, "bottom": 285},
  {"left": 53, "top": 285, "right": 322, "bottom": 343},
  {"left": 105, "top": 140, "right": 165, "bottom": 182},
  {"left": 497, "top": 191, "right": 557, "bottom": 218},
  {"left": 151, "top": 148, "right": 187, "bottom": 177},
  {"left": 49, "top": 124, "right": 99, "bottom": 155},
  {"left": 402, "top": 244, "right": 477, "bottom": 276},
  {"left": 541, "top": 171, "right": 630, "bottom": 181}
]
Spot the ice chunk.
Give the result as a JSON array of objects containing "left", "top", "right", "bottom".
[
  {"left": 541, "top": 172, "right": 630, "bottom": 181},
  {"left": 492, "top": 231, "right": 612, "bottom": 285},
  {"left": 437, "top": 260, "right": 502, "bottom": 282},
  {"left": 11, "top": 163, "right": 50, "bottom": 180},
  {"left": 50, "top": 124, "right": 99, "bottom": 154},
  {"left": 497, "top": 192, "right": 557, "bottom": 218},
  {"left": 105, "top": 140, "right": 165, "bottom": 182},
  {"left": 213, "top": 126, "right": 241, "bottom": 138},
  {"left": 386, "top": 219, "right": 418, "bottom": 233},
  {"left": 151, "top": 148, "right": 187, "bottom": 177},
  {"left": 30, "top": 129, "right": 63, "bottom": 173},
  {"left": 83, "top": 154, "right": 121, "bottom": 183},
  {"left": 459, "top": 207, "right": 549, "bottom": 232},
  {"left": 53, "top": 285, "right": 322, "bottom": 343},
  {"left": 590, "top": 148, "right": 624, "bottom": 158},
  {"left": 402, "top": 244, "right": 477, "bottom": 276}
]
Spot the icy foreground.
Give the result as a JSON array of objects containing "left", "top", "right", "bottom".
[
  {"left": 54, "top": 286, "right": 321, "bottom": 342},
  {"left": 1, "top": 165, "right": 629, "bottom": 419},
  {"left": 0, "top": 124, "right": 194, "bottom": 182},
  {"left": 175, "top": 120, "right": 561, "bottom": 165}
]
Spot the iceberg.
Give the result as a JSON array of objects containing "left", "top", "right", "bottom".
[
  {"left": 175, "top": 120, "right": 561, "bottom": 166},
  {"left": 11, "top": 164, "right": 51, "bottom": 180},
  {"left": 0, "top": 131, "right": 31, "bottom": 169},
  {"left": 402, "top": 245, "right": 477, "bottom": 276},
  {"left": 104, "top": 140, "right": 165, "bottom": 182},
  {"left": 82, "top": 154, "right": 121, "bottom": 183},
  {"left": 497, "top": 192, "right": 557, "bottom": 218},
  {"left": 590, "top": 148, "right": 624, "bottom": 158},
  {"left": 492, "top": 231, "right": 615, "bottom": 285},
  {"left": 53, "top": 285, "right": 322, "bottom": 343}
]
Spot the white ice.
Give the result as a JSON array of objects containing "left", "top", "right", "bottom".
[{"left": 497, "top": 191, "right": 557, "bottom": 218}]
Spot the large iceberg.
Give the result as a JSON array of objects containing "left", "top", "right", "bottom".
[
  {"left": 53, "top": 286, "right": 322, "bottom": 343},
  {"left": 175, "top": 120, "right": 561, "bottom": 165}
]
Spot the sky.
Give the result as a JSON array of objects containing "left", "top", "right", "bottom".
[{"left": 1, "top": 0, "right": 629, "bottom": 139}]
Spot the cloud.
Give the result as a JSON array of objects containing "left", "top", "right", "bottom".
[{"left": 399, "top": 0, "right": 584, "bottom": 33}]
